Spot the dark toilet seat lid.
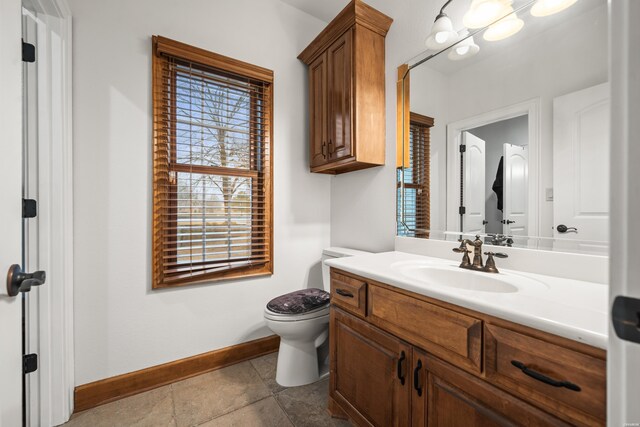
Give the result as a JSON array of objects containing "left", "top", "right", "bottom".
[{"left": 266, "top": 288, "right": 330, "bottom": 315}]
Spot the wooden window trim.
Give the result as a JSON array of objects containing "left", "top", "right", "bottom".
[
  {"left": 397, "top": 111, "right": 433, "bottom": 237},
  {"left": 410, "top": 112, "right": 433, "bottom": 234},
  {"left": 152, "top": 36, "right": 274, "bottom": 289}
]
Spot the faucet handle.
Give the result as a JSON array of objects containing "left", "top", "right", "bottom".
[
  {"left": 484, "top": 252, "right": 508, "bottom": 258},
  {"left": 453, "top": 240, "right": 467, "bottom": 253},
  {"left": 482, "top": 252, "right": 507, "bottom": 273}
]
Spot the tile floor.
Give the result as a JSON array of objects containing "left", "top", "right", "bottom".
[{"left": 64, "top": 352, "right": 352, "bottom": 427}]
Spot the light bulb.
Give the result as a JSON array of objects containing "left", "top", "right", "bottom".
[
  {"left": 435, "top": 32, "right": 449, "bottom": 43},
  {"left": 448, "top": 30, "right": 480, "bottom": 61},
  {"left": 425, "top": 14, "right": 459, "bottom": 50},
  {"left": 531, "top": 0, "right": 578, "bottom": 17},
  {"left": 463, "top": 0, "right": 512, "bottom": 29},
  {"left": 483, "top": 9, "right": 524, "bottom": 41}
]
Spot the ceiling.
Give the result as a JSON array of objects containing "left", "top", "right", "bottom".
[
  {"left": 279, "top": 0, "right": 352, "bottom": 22},
  {"left": 280, "top": 0, "right": 397, "bottom": 23}
]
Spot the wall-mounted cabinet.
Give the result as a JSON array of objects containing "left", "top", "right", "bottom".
[{"left": 298, "top": 0, "right": 392, "bottom": 174}]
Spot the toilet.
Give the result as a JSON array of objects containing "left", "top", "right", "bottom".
[{"left": 264, "top": 247, "right": 371, "bottom": 387}]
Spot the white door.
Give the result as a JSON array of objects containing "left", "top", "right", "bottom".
[
  {"left": 553, "top": 82, "right": 609, "bottom": 243},
  {"left": 462, "top": 132, "right": 486, "bottom": 234},
  {"left": 1, "top": 0, "right": 27, "bottom": 425},
  {"left": 503, "top": 143, "right": 528, "bottom": 236},
  {"left": 609, "top": 1, "right": 640, "bottom": 423}
]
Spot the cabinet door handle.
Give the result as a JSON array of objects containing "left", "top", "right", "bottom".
[
  {"left": 397, "top": 351, "right": 406, "bottom": 385},
  {"left": 335, "top": 289, "right": 353, "bottom": 298},
  {"left": 413, "top": 359, "right": 423, "bottom": 397},
  {"left": 328, "top": 139, "right": 333, "bottom": 154},
  {"left": 322, "top": 141, "right": 327, "bottom": 159},
  {"left": 511, "top": 360, "right": 581, "bottom": 392}
]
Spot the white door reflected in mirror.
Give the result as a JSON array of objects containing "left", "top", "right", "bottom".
[
  {"left": 503, "top": 143, "right": 529, "bottom": 236},
  {"left": 462, "top": 131, "right": 486, "bottom": 234},
  {"left": 553, "top": 82, "right": 610, "bottom": 245}
]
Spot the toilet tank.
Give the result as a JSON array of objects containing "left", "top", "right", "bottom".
[{"left": 321, "top": 247, "right": 371, "bottom": 291}]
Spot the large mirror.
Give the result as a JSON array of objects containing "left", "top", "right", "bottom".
[{"left": 397, "top": 0, "right": 608, "bottom": 254}]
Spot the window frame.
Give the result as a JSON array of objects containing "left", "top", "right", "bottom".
[
  {"left": 397, "top": 112, "right": 433, "bottom": 237},
  {"left": 152, "top": 36, "right": 274, "bottom": 289}
]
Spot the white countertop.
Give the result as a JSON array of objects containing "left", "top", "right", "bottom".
[{"left": 325, "top": 251, "right": 608, "bottom": 349}]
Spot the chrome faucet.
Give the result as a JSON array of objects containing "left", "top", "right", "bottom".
[{"left": 453, "top": 235, "right": 508, "bottom": 273}]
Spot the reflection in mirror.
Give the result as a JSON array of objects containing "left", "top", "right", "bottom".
[{"left": 397, "top": 0, "right": 608, "bottom": 254}]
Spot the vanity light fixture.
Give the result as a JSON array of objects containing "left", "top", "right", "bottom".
[
  {"left": 425, "top": 0, "right": 460, "bottom": 50},
  {"left": 530, "top": 0, "right": 578, "bottom": 17},
  {"left": 448, "top": 30, "right": 480, "bottom": 60},
  {"left": 483, "top": 7, "right": 524, "bottom": 41},
  {"left": 462, "top": 0, "right": 512, "bottom": 29}
]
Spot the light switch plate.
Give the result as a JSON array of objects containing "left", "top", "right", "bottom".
[{"left": 546, "top": 188, "right": 554, "bottom": 201}]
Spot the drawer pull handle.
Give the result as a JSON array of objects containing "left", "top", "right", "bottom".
[
  {"left": 335, "top": 289, "right": 354, "bottom": 298},
  {"left": 397, "top": 351, "right": 406, "bottom": 385},
  {"left": 511, "top": 360, "right": 581, "bottom": 392},
  {"left": 413, "top": 359, "right": 423, "bottom": 397}
]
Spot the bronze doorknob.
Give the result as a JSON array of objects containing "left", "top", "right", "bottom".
[{"left": 6, "top": 264, "right": 46, "bottom": 297}]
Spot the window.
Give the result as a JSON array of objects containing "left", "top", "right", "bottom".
[
  {"left": 152, "top": 36, "right": 273, "bottom": 288},
  {"left": 397, "top": 113, "right": 433, "bottom": 237}
]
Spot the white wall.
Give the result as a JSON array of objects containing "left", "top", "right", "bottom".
[
  {"left": 70, "top": 0, "right": 330, "bottom": 385},
  {"left": 409, "top": 65, "right": 450, "bottom": 232}
]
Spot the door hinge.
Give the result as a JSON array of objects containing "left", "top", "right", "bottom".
[
  {"left": 23, "top": 199, "right": 37, "bottom": 218},
  {"left": 23, "top": 353, "right": 38, "bottom": 374},
  {"left": 459, "top": 144, "right": 466, "bottom": 153},
  {"left": 22, "top": 40, "right": 35, "bottom": 63},
  {"left": 612, "top": 296, "right": 640, "bottom": 344},
  {"left": 459, "top": 206, "right": 466, "bottom": 215}
]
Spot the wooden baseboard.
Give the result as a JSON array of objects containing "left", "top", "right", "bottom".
[{"left": 74, "top": 335, "right": 280, "bottom": 413}]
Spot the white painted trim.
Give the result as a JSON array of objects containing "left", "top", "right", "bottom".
[
  {"left": 608, "top": 0, "right": 640, "bottom": 424},
  {"left": 0, "top": 0, "right": 26, "bottom": 424},
  {"left": 23, "top": 0, "right": 74, "bottom": 424},
  {"left": 445, "top": 98, "right": 541, "bottom": 236}
]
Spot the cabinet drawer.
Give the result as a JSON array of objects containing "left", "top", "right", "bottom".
[
  {"left": 367, "top": 284, "right": 482, "bottom": 373},
  {"left": 330, "top": 271, "right": 367, "bottom": 317},
  {"left": 484, "top": 324, "right": 606, "bottom": 425}
]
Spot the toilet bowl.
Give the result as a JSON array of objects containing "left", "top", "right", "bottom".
[{"left": 264, "top": 247, "right": 371, "bottom": 387}]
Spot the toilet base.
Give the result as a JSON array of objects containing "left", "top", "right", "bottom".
[{"left": 275, "top": 334, "right": 329, "bottom": 387}]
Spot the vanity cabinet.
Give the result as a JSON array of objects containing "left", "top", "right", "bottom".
[
  {"left": 331, "top": 308, "right": 411, "bottom": 426},
  {"left": 298, "top": 0, "right": 392, "bottom": 174},
  {"left": 329, "top": 269, "right": 607, "bottom": 427},
  {"left": 412, "top": 349, "right": 568, "bottom": 427}
]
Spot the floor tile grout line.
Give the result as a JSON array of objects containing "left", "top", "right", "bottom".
[
  {"left": 183, "top": 361, "right": 274, "bottom": 426},
  {"left": 248, "top": 356, "right": 279, "bottom": 396},
  {"left": 169, "top": 383, "right": 178, "bottom": 425},
  {"left": 192, "top": 395, "right": 276, "bottom": 427},
  {"left": 273, "top": 393, "right": 296, "bottom": 427}
]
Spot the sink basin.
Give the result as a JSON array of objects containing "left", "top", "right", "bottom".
[{"left": 391, "top": 262, "right": 548, "bottom": 294}]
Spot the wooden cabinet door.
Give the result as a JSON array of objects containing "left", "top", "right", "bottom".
[
  {"left": 327, "top": 29, "right": 353, "bottom": 161},
  {"left": 411, "top": 351, "right": 568, "bottom": 427},
  {"left": 309, "top": 52, "right": 328, "bottom": 167},
  {"left": 331, "top": 308, "right": 411, "bottom": 427}
]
